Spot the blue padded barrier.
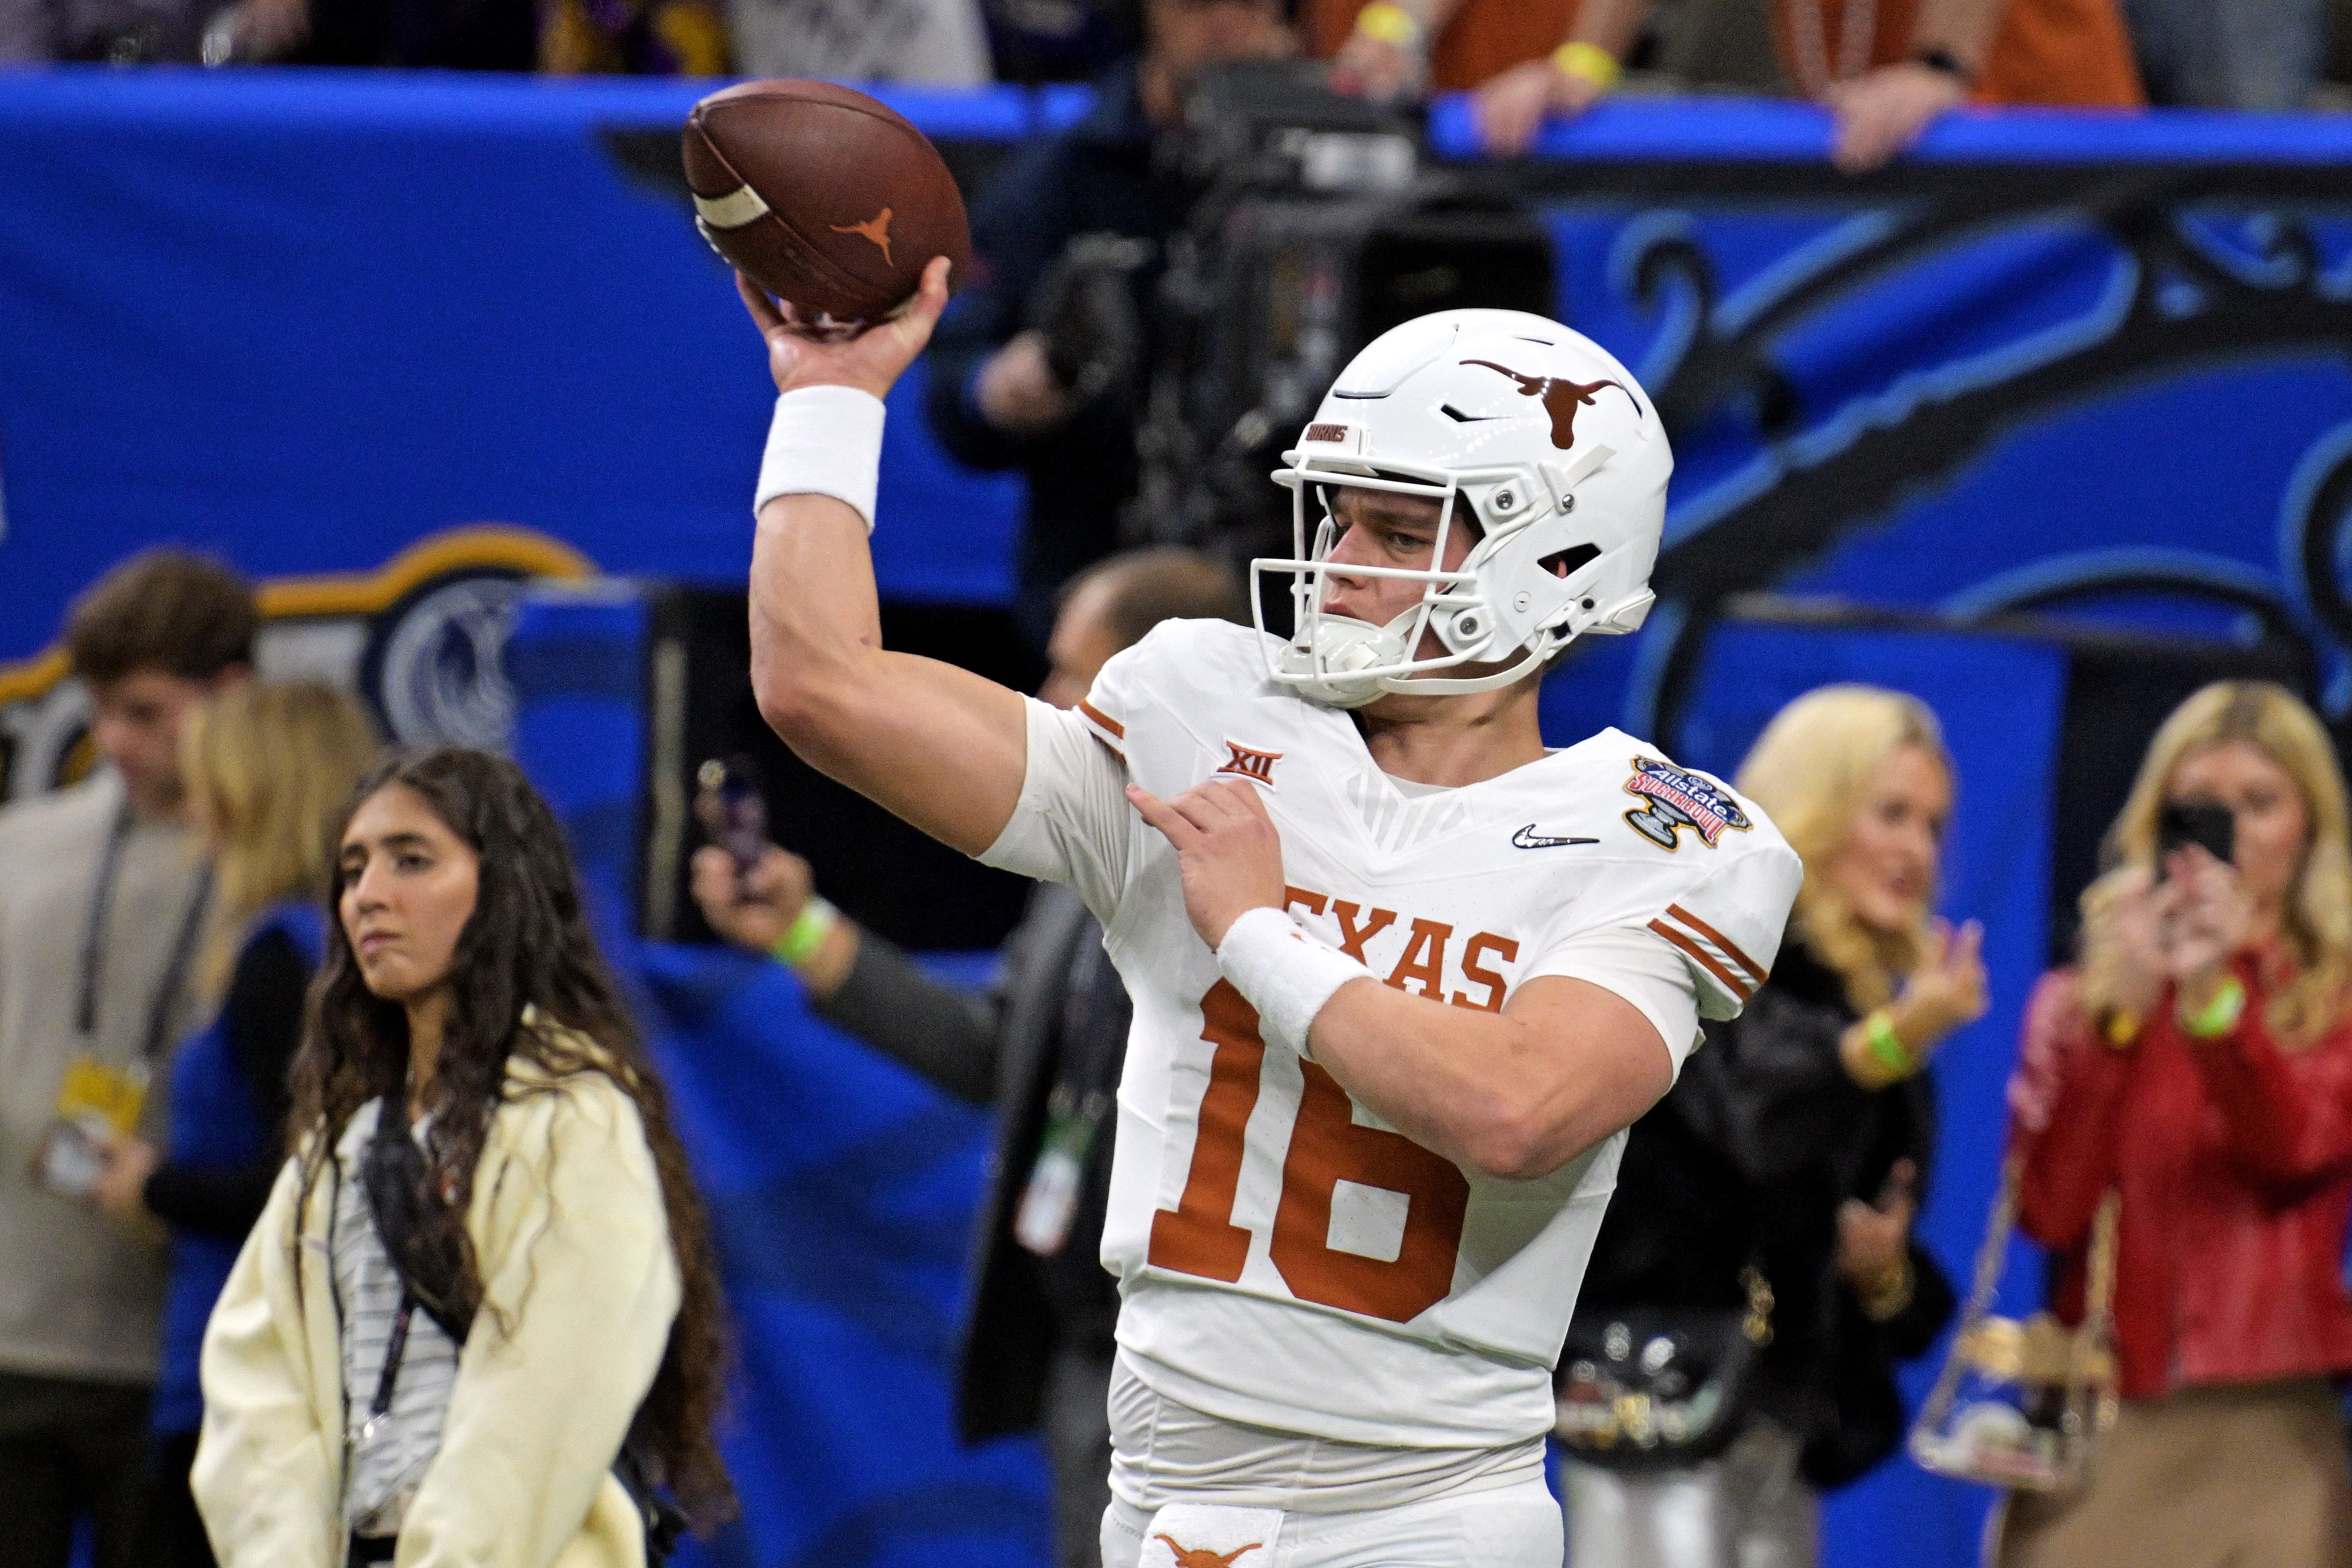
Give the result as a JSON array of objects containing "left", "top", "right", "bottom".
[{"left": 506, "top": 581, "right": 1047, "bottom": 1568}]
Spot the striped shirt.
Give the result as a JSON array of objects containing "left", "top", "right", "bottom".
[{"left": 333, "top": 1099, "right": 461, "bottom": 1539}]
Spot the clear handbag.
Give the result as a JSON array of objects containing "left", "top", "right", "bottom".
[{"left": 1908, "top": 1155, "right": 2119, "bottom": 1493}]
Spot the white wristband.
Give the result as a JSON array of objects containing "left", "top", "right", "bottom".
[
  {"left": 1215, "top": 906, "right": 1374, "bottom": 1060},
  {"left": 755, "top": 385, "right": 886, "bottom": 532}
]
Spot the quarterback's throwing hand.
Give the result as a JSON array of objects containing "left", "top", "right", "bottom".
[
  {"left": 737, "top": 254, "right": 952, "bottom": 401},
  {"left": 1127, "top": 779, "right": 1288, "bottom": 949}
]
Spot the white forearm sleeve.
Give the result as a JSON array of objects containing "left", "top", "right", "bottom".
[
  {"left": 754, "top": 385, "right": 886, "bottom": 531},
  {"left": 1215, "top": 906, "right": 1375, "bottom": 1060}
]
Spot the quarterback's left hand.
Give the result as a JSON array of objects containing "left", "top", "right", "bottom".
[{"left": 1128, "top": 779, "right": 1288, "bottom": 949}]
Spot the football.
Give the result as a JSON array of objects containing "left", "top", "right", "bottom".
[{"left": 682, "top": 79, "right": 972, "bottom": 333}]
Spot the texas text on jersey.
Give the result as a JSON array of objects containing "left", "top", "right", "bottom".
[{"left": 982, "top": 618, "right": 1803, "bottom": 1451}]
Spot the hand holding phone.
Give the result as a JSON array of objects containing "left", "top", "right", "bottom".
[
  {"left": 2155, "top": 800, "right": 2234, "bottom": 878},
  {"left": 694, "top": 756, "right": 769, "bottom": 873}
]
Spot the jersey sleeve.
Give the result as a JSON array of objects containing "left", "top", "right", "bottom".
[
  {"left": 1652, "top": 840, "right": 1804, "bottom": 1021},
  {"left": 1522, "top": 833, "right": 1803, "bottom": 1077},
  {"left": 1523, "top": 923, "right": 1706, "bottom": 1078},
  {"left": 975, "top": 696, "right": 1134, "bottom": 922}
]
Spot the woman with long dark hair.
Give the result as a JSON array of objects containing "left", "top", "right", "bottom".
[{"left": 191, "top": 749, "right": 732, "bottom": 1566}]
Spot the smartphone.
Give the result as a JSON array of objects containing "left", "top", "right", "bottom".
[
  {"left": 2155, "top": 800, "right": 2234, "bottom": 875},
  {"left": 694, "top": 756, "right": 769, "bottom": 872},
  {"left": 33, "top": 1115, "right": 110, "bottom": 1200}
]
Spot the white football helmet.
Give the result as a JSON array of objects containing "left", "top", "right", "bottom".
[{"left": 1258, "top": 308, "right": 1672, "bottom": 708}]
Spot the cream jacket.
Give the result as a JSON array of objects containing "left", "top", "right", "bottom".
[{"left": 193, "top": 1050, "right": 682, "bottom": 1568}]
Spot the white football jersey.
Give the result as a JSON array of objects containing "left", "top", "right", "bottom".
[{"left": 981, "top": 620, "right": 1802, "bottom": 1449}]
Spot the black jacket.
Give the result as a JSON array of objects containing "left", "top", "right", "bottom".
[
  {"left": 810, "top": 882, "right": 1124, "bottom": 1443},
  {"left": 1575, "top": 931, "right": 1957, "bottom": 1487},
  {"left": 922, "top": 60, "right": 1190, "bottom": 648}
]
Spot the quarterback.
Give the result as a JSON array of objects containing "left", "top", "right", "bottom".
[{"left": 735, "top": 258, "right": 1802, "bottom": 1568}]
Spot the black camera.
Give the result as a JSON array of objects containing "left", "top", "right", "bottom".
[{"left": 1125, "top": 61, "right": 1558, "bottom": 583}]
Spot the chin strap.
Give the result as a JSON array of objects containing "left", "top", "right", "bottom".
[{"left": 1375, "top": 626, "right": 1569, "bottom": 697}]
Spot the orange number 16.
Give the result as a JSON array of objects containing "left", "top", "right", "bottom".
[{"left": 1147, "top": 981, "right": 1469, "bottom": 1324}]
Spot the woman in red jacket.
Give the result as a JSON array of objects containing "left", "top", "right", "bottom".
[{"left": 1999, "top": 681, "right": 2352, "bottom": 1567}]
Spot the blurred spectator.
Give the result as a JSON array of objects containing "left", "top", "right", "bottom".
[
  {"left": 692, "top": 549, "right": 1248, "bottom": 1568},
  {"left": 1560, "top": 686, "right": 1972, "bottom": 1568},
  {"left": 84, "top": 683, "right": 378, "bottom": 1568},
  {"left": 1311, "top": 0, "right": 1569, "bottom": 97},
  {"left": 203, "top": 0, "right": 538, "bottom": 67},
  {"left": 540, "top": 0, "right": 726, "bottom": 72},
  {"left": 1997, "top": 682, "right": 2352, "bottom": 1567},
  {"left": 1444, "top": 0, "right": 2140, "bottom": 169},
  {"left": 0, "top": 549, "right": 252, "bottom": 1568},
  {"left": 196, "top": 749, "right": 735, "bottom": 1562},
  {"left": 2125, "top": 0, "right": 2327, "bottom": 107},
  {"left": 923, "top": 0, "right": 1297, "bottom": 649},
  {"left": 0, "top": 0, "right": 212, "bottom": 61},
  {"left": 724, "top": 0, "right": 988, "bottom": 81},
  {"left": 984, "top": 0, "right": 1137, "bottom": 82}
]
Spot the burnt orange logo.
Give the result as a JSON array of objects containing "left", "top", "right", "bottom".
[
  {"left": 829, "top": 207, "right": 894, "bottom": 265},
  {"left": 1459, "top": 359, "right": 1637, "bottom": 451},
  {"left": 1154, "top": 1537, "right": 1262, "bottom": 1568},
  {"left": 1215, "top": 741, "right": 1282, "bottom": 786}
]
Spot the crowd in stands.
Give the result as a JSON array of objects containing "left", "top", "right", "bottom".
[{"left": 1, "top": 0, "right": 2344, "bottom": 125}]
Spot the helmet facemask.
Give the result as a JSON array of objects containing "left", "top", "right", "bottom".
[{"left": 1254, "top": 460, "right": 1571, "bottom": 709}]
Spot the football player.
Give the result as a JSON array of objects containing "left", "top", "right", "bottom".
[{"left": 735, "top": 257, "right": 1802, "bottom": 1568}]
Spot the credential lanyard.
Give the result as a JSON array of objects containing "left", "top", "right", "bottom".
[
  {"left": 75, "top": 798, "right": 214, "bottom": 1061},
  {"left": 359, "top": 1292, "right": 418, "bottom": 1447}
]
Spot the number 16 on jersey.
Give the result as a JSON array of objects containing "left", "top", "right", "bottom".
[{"left": 1147, "top": 982, "right": 1471, "bottom": 1325}]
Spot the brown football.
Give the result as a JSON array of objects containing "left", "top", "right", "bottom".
[{"left": 682, "top": 79, "right": 971, "bottom": 331}]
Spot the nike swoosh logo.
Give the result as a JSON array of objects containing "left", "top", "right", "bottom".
[{"left": 1513, "top": 825, "right": 1600, "bottom": 850}]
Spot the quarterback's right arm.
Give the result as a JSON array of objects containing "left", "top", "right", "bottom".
[{"left": 740, "top": 259, "right": 1032, "bottom": 857}]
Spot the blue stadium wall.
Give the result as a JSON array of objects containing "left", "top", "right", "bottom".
[{"left": 8, "top": 69, "right": 2352, "bottom": 1568}]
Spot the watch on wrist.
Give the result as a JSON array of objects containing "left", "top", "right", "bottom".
[{"left": 1912, "top": 47, "right": 1974, "bottom": 84}]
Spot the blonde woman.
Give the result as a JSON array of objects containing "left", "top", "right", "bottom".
[
  {"left": 1999, "top": 682, "right": 2352, "bottom": 1567},
  {"left": 85, "top": 682, "right": 377, "bottom": 1568},
  {"left": 1563, "top": 686, "right": 1984, "bottom": 1568}
]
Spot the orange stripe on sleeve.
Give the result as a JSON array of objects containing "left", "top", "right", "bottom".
[
  {"left": 1077, "top": 697, "right": 1125, "bottom": 740},
  {"left": 1649, "top": 917, "right": 1753, "bottom": 1004},
  {"left": 1664, "top": 903, "right": 1769, "bottom": 988}
]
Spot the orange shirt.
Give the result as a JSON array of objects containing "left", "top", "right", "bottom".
[
  {"left": 1773, "top": 0, "right": 2143, "bottom": 105},
  {"left": 1305, "top": 0, "right": 1576, "bottom": 93},
  {"left": 1309, "top": 0, "right": 2142, "bottom": 107}
]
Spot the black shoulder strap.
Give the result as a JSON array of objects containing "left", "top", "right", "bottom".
[
  {"left": 358, "top": 1112, "right": 473, "bottom": 1343},
  {"left": 358, "top": 1102, "right": 686, "bottom": 1559}
]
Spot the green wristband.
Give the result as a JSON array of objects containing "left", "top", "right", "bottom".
[
  {"left": 2178, "top": 973, "right": 2247, "bottom": 1039},
  {"left": 1866, "top": 1009, "right": 1916, "bottom": 1079},
  {"left": 771, "top": 897, "right": 840, "bottom": 969}
]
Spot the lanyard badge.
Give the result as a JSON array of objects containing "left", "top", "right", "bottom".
[{"left": 37, "top": 800, "right": 211, "bottom": 1199}]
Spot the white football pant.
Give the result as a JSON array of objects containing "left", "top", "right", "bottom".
[{"left": 1102, "top": 1479, "right": 1564, "bottom": 1568}]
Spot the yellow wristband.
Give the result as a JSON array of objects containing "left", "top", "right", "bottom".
[
  {"left": 1354, "top": 0, "right": 1422, "bottom": 47},
  {"left": 2178, "top": 973, "right": 2247, "bottom": 1039},
  {"left": 1865, "top": 1009, "right": 1916, "bottom": 1080},
  {"left": 1552, "top": 39, "right": 1622, "bottom": 90},
  {"left": 771, "top": 897, "right": 840, "bottom": 969}
]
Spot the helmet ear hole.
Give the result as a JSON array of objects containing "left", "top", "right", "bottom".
[{"left": 1538, "top": 544, "right": 1601, "bottom": 581}]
